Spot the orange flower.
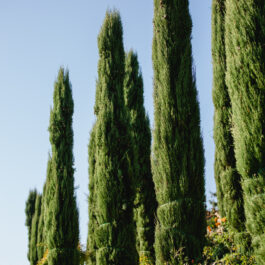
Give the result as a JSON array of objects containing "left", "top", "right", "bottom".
[
  {"left": 215, "top": 222, "right": 221, "bottom": 227},
  {"left": 207, "top": 226, "right": 212, "bottom": 232},
  {"left": 214, "top": 217, "right": 218, "bottom": 222},
  {"left": 221, "top": 217, "right": 227, "bottom": 223}
]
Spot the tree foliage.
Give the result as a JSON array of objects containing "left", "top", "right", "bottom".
[
  {"left": 225, "top": 0, "right": 265, "bottom": 263},
  {"left": 152, "top": 0, "right": 206, "bottom": 262},
  {"left": 46, "top": 68, "right": 79, "bottom": 265},
  {"left": 25, "top": 189, "right": 38, "bottom": 261},
  {"left": 124, "top": 50, "right": 157, "bottom": 262},
  {"left": 30, "top": 194, "right": 42, "bottom": 265},
  {"left": 92, "top": 10, "right": 137, "bottom": 265},
  {"left": 211, "top": 0, "right": 247, "bottom": 248},
  {"left": 87, "top": 124, "right": 97, "bottom": 265}
]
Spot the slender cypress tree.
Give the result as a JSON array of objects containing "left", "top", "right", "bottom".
[
  {"left": 37, "top": 156, "right": 51, "bottom": 263},
  {"left": 46, "top": 68, "right": 79, "bottom": 265},
  {"left": 225, "top": 0, "right": 265, "bottom": 262},
  {"left": 152, "top": 0, "right": 206, "bottom": 262},
  {"left": 212, "top": 0, "right": 246, "bottom": 242},
  {"left": 25, "top": 189, "right": 37, "bottom": 261},
  {"left": 87, "top": 124, "right": 97, "bottom": 265},
  {"left": 37, "top": 184, "right": 46, "bottom": 262},
  {"left": 30, "top": 194, "right": 42, "bottom": 265},
  {"left": 93, "top": 10, "right": 137, "bottom": 265},
  {"left": 124, "top": 51, "right": 157, "bottom": 262}
]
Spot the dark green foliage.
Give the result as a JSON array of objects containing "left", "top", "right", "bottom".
[
  {"left": 87, "top": 125, "right": 97, "bottom": 265},
  {"left": 37, "top": 157, "right": 51, "bottom": 262},
  {"left": 92, "top": 10, "right": 137, "bottom": 265},
  {"left": 212, "top": 0, "right": 246, "bottom": 241},
  {"left": 25, "top": 189, "right": 37, "bottom": 261},
  {"left": 124, "top": 51, "right": 157, "bottom": 262},
  {"left": 152, "top": 0, "right": 206, "bottom": 262},
  {"left": 46, "top": 68, "right": 79, "bottom": 265},
  {"left": 30, "top": 194, "right": 42, "bottom": 265},
  {"left": 37, "top": 186, "right": 45, "bottom": 262},
  {"left": 225, "top": 0, "right": 265, "bottom": 263}
]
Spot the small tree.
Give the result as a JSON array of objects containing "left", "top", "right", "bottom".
[
  {"left": 30, "top": 194, "right": 42, "bottom": 265},
  {"left": 46, "top": 68, "right": 79, "bottom": 265},
  {"left": 25, "top": 189, "right": 37, "bottom": 261},
  {"left": 87, "top": 124, "right": 97, "bottom": 265},
  {"left": 124, "top": 51, "right": 157, "bottom": 262},
  {"left": 37, "top": 156, "right": 51, "bottom": 262}
]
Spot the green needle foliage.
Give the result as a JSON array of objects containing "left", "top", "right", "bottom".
[
  {"left": 37, "top": 184, "right": 46, "bottom": 262},
  {"left": 212, "top": 0, "right": 247, "bottom": 246},
  {"left": 46, "top": 68, "right": 79, "bottom": 265},
  {"left": 37, "top": 156, "right": 51, "bottom": 263},
  {"left": 225, "top": 0, "right": 265, "bottom": 263},
  {"left": 93, "top": 10, "right": 137, "bottom": 265},
  {"left": 87, "top": 124, "right": 97, "bottom": 265},
  {"left": 124, "top": 51, "right": 157, "bottom": 262},
  {"left": 25, "top": 189, "right": 38, "bottom": 261},
  {"left": 30, "top": 194, "right": 42, "bottom": 265},
  {"left": 152, "top": 0, "right": 206, "bottom": 262}
]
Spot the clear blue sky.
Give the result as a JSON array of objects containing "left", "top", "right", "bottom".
[{"left": 0, "top": 1, "right": 214, "bottom": 264}]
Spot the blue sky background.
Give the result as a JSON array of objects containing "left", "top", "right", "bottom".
[{"left": 0, "top": 1, "right": 214, "bottom": 264}]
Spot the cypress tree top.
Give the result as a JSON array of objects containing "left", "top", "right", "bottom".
[
  {"left": 152, "top": 0, "right": 205, "bottom": 262},
  {"left": 46, "top": 68, "right": 79, "bottom": 265}
]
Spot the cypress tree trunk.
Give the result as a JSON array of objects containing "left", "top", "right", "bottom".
[
  {"left": 152, "top": 0, "right": 206, "bottom": 262},
  {"left": 124, "top": 51, "right": 157, "bottom": 263},
  {"left": 212, "top": 0, "right": 247, "bottom": 244},
  {"left": 25, "top": 189, "right": 37, "bottom": 262},
  {"left": 87, "top": 124, "right": 97, "bottom": 265},
  {"left": 30, "top": 194, "right": 42, "bottom": 265},
  {"left": 93, "top": 11, "right": 137, "bottom": 265},
  {"left": 225, "top": 0, "right": 265, "bottom": 263},
  {"left": 46, "top": 68, "right": 79, "bottom": 265}
]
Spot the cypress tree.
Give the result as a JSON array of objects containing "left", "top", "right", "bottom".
[
  {"left": 25, "top": 189, "right": 37, "bottom": 261},
  {"left": 124, "top": 51, "right": 157, "bottom": 262},
  {"left": 46, "top": 68, "right": 79, "bottom": 265},
  {"left": 30, "top": 194, "right": 42, "bottom": 265},
  {"left": 37, "top": 184, "right": 46, "bottom": 262},
  {"left": 87, "top": 124, "right": 97, "bottom": 265},
  {"left": 225, "top": 0, "right": 265, "bottom": 262},
  {"left": 93, "top": 10, "right": 137, "bottom": 265},
  {"left": 152, "top": 0, "right": 206, "bottom": 262},
  {"left": 212, "top": 0, "right": 246, "bottom": 242},
  {"left": 37, "top": 156, "right": 51, "bottom": 263}
]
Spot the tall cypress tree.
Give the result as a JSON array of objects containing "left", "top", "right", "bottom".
[
  {"left": 25, "top": 189, "right": 37, "bottom": 262},
  {"left": 46, "top": 68, "right": 79, "bottom": 265},
  {"left": 93, "top": 10, "right": 137, "bottom": 265},
  {"left": 225, "top": 0, "right": 265, "bottom": 262},
  {"left": 87, "top": 124, "right": 97, "bottom": 265},
  {"left": 212, "top": 0, "right": 246, "bottom": 242},
  {"left": 124, "top": 51, "right": 157, "bottom": 262},
  {"left": 30, "top": 194, "right": 42, "bottom": 265},
  {"left": 152, "top": 0, "right": 206, "bottom": 262}
]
